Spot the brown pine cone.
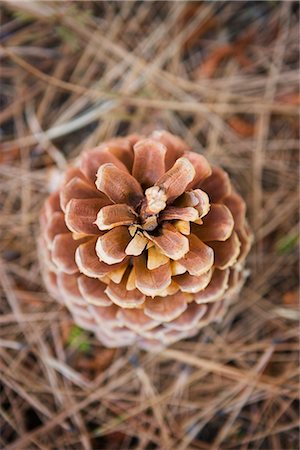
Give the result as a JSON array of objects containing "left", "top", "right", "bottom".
[{"left": 39, "top": 131, "right": 252, "bottom": 350}]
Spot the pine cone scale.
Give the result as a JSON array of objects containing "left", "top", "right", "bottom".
[
  {"left": 96, "top": 164, "right": 143, "bottom": 206},
  {"left": 95, "top": 204, "right": 137, "bottom": 230},
  {"left": 132, "top": 138, "right": 167, "bottom": 187},
  {"left": 178, "top": 234, "right": 214, "bottom": 277}
]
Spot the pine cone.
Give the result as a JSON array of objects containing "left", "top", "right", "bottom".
[{"left": 39, "top": 131, "right": 252, "bottom": 350}]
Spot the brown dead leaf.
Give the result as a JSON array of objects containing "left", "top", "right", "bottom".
[
  {"left": 228, "top": 116, "right": 255, "bottom": 137},
  {"left": 283, "top": 290, "right": 299, "bottom": 305}
]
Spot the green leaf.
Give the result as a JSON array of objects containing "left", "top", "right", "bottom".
[
  {"left": 276, "top": 233, "right": 299, "bottom": 255},
  {"left": 67, "top": 325, "right": 90, "bottom": 353},
  {"left": 55, "top": 26, "right": 80, "bottom": 51},
  {"left": 12, "top": 11, "right": 35, "bottom": 22},
  {"left": 78, "top": 341, "right": 91, "bottom": 353}
]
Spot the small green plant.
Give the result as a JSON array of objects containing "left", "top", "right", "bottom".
[
  {"left": 55, "top": 26, "right": 80, "bottom": 51},
  {"left": 67, "top": 325, "right": 91, "bottom": 353},
  {"left": 12, "top": 10, "right": 35, "bottom": 22},
  {"left": 276, "top": 233, "right": 299, "bottom": 255}
]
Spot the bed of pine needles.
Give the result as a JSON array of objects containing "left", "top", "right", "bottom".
[{"left": 0, "top": 1, "right": 299, "bottom": 449}]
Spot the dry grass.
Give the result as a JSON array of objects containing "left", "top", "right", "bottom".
[{"left": 0, "top": 1, "right": 299, "bottom": 449}]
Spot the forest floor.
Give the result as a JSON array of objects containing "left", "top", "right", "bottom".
[{"left": 0, "top": 1, "right": 299, "bottom": 449}]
